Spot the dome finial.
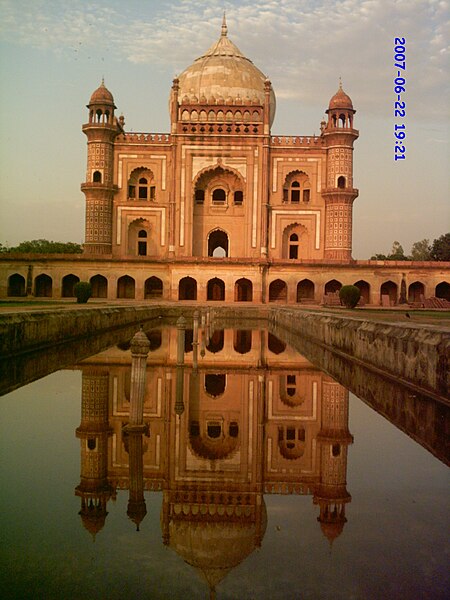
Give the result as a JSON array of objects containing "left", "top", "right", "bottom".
[
  {"left": 101, "top": 76, "right": 105, "bottom": 86},
  {"left": 221, "top": 11, "right": 228, "bottom": 37},
  {"left": 339, "top": 76, "right": 342, "bottom": 89}
]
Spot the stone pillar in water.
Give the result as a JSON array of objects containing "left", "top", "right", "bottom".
[
  {"left": 175, "top": 315, "right": 186, "bottom": 415},
  {"left": 128, "top": 327, "right": 150, "bottom": 430},
  {"left": 127, "top": 431, "right": 147, "bottom": 530}
]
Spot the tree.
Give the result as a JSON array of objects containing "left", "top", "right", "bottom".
[
  {"left": 370, "top": 241, "right": 409, "bottom": 261},
  {"left": 74, "top": 281, "right": 92, "bottom": 303},
  {"left": 430, "top": 233, "right": 450, "bottom": 261},
  {"left": 339, "top": 285, "right": 361, "bottom": 308},
  {"left": 410, "top": 239, "right": 431, "bottom": 261},
  {"left": 0, "top": 239, "right": 82, "bottom": 254},
  {"left": 389, "top": 241, "right": 408, "bottom": 260}
]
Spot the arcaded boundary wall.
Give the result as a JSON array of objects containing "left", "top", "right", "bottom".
[{"left": 271, "top": 308, "right": 449, "bottom": 401}]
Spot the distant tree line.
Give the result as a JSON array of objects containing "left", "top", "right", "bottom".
[
  {"left": 370, "top": 233, "right": 450, "bottom": 262},
  {"left": 0, "top": 239, "right": 83, "bottom": 254}
]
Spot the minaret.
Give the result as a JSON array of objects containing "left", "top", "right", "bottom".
[
  {"left": 322, "top": 81, "right": 359, "bottom": 261},
  {"left": 75, "top": 367, "right": 114, "bottom": 539},
  {"left": 81, "top": 79, "right": 120, "bottom": 255},
  {"left": 313, "top": 379, "right": 353, "bottom": 545}
]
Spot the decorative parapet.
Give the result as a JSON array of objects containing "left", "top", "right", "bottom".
[{"left": 270, "top": 135, "right": 324, "bottom": 147}]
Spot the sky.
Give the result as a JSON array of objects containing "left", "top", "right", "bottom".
[{"left": 0, "top": 0, "right": 448, "bottom": 259}]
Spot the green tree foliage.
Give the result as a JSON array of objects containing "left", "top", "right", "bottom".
[
  {"left": 339, "top": 285, "right": 361, "bottom": 308},
  {"left": 0, "top": 239, "right": 82, "bottom": 254},
  {"left": 371, "top": 240, "right": 409, "bottom": 261},
  {"left": 430, "top": 233, "right": 450, "bottom": 261},
  {"left": 74, "top": 281, "right": 92, "bottom": 304},
  {"left": 410, "top": 239, "right": 431, "bottom": 261}
]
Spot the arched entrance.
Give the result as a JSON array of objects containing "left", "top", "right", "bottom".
[
  {"left": 380, "top": 281, "right": 398, "bottom": 306},
  {"left": 35, "top": 274, "right": 52, "bottom": 297},
  {"left": 436, "top": 281, "right": 450, "bottom": 301},
  {"left": 268, "top": 333, "right": 286, "bottom": 354},
  {"left": 117, "top": 275, "right": 135, "bottom": 299},
  {"left": 145, "top": 276, "right": 163, "bottom": 299},
  {"left": 207, "top": 278, "right": 225, "bottom": 301},
  {"left": 208, "top": 230, "right": 229, "bottom": 257},
  {"left": 62, "top": 274, "right": 80, "bottom": 297},
  {"left": 354, "top": 280, "right": 370, "bottom": 305},
  {"left": 233, "top": 330, "right": 252, "bottom": 354},
  {"left": 235, "top": 278, "right": 253, "bottom": 302},
  {"left": 90, "top": 274, "right": 107, "bottom": 298},
  {"left": 297, "top": 279, "right": 315, "bottom": 302},
  {"left": 179, "top": 277, "right": 197, "bottom": 300},
  {"left": 206, "top": 330, "right": 224, "bottom": 353},
  {"left": 408, "top": 281, "right": 425, "bottom": 304},
  {"left": 325, "top": 279, "right": 342, "bottom": 294},
  {"left": 269, "top": 279, "right": 287, "bottom": 302},
  {"left": 7, "top": 274, "right": 26, "bottom": 297}
]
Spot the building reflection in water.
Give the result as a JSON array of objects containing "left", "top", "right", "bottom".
[{"left": 75, "top": 319, "right": 353, "bottom": 595}]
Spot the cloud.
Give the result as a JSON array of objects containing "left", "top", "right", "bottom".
[{"left": 0, "top": 0, "right": 448, "bottom": 118}]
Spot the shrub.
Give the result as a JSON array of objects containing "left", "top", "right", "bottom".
[
  {"left": 339, "top": 285, "right": 361, "bottom": 308},
  {"left": 74, "top": 281, "right": 92, "bottom": 304}
]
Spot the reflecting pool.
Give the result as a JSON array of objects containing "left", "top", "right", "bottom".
[{"left": 1, "top": 318, "right": 449, "bottom": 600}]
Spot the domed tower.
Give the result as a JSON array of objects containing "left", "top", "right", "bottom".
[
  {"left": 313, "top": 379, "right": 353, "bottom": 544},
  {"left": 172, "top": 14, "right": 276, "bottom": 135},
  {"left": 75, "top": 367, "right": 115, "bottom": 539},
  {"left": 321, "top": 83, "right": 359, "bottom": 261},
  {"left": 81, "top": 80, "right": 121, "bottom": 255}
]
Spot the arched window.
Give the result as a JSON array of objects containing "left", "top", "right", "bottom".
[
  {"left": 290, "top": 181, "right": 300, "bottom": 203},
  {"left": 337, "top": 176, "right": 346, "bottom": 189},
  {"left": 128, "top": 168, "right": 155, "bottom": 201},
  {"left": 195, "top": 189, "right": 205, "bottom": 204},
  {"left": 289, "top": 233, "right": 299, "bottom": 259},
  {"left": 234, "top": 190, "right": 243, "bottom": 205},
  {"left": 93, "top": 171, "right": 102, "bottom": 183},
  {"left": 212, "top": 188, "right": 226, "bottom": 204},
  {"left": 138, "top": 229, "right": 147, "bottom": 256}
]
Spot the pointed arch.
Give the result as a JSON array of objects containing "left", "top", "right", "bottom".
[
  {"left": 90, "top": 274, "right": 108, "bottom": 298},
  {"left": 62, "top": 274, "right": 80, "bottom": 297},
  {"left": 208, "top": 229, "right": 229, "bottom": 257},
  {"left": 7, "top": 273, "right": 26, "bottom": 297},
  {"left": 35, "top": 273, "right": 52, "bottom": 298}
]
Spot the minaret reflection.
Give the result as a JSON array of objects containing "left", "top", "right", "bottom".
[
  {"left": 75, "top": 321, "right": 353, "bottom": 592},
  {"left": 313, "top": 379, "right": 353, "bottom": 545},
  {"left": 75, "top": 367, "right": 115, "bottom": 540}
]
